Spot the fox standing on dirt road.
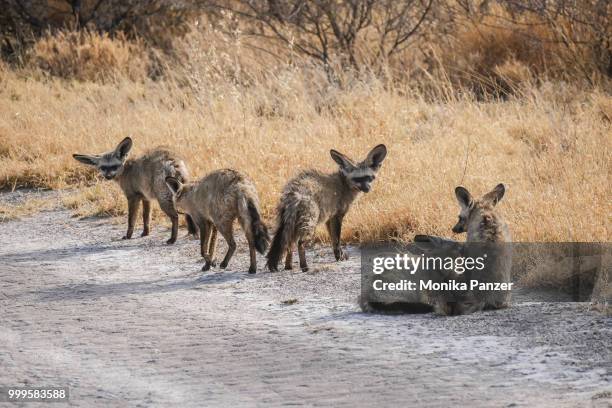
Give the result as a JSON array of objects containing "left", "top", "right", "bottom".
[
  {"left": 267, "top": 144, "right": 387, "bottom": 272},
  {"left": 73, "top": 137, "right": 197, "bottom": 244},
  {"left": 165, "top": 169, "right": 269, "bottom": 274}
]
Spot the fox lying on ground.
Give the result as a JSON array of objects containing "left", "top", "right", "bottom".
[
  {"left": 166, "top": 169, "right": 269, "bottom": 274},
  {"left": 267, "top": 144, "right": 387, "bottom": 272},
  {"left": 429, "top": 183, "right": 512, "bottom": 315},
  {"left": 73, "top": 137, "right": 196, "bottom": 243},
  {"left": 360, "top": 183, "right": 512, "bottom": 316}
]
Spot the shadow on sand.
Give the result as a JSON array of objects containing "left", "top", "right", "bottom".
[{"left": 28, "top": 271, "right": 247, "bottom": 302}]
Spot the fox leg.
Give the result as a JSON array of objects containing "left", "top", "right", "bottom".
[
  {"left": 159, "top": 199, "right": 179, "bottom": 244},
  {"left": 185, "top": 214, "right": 198, "bottom": 236},
  {"left": 218, "top": 222, "right": 237, "bottom": 270},
  {"left": 141, "top": 199, "right": 151, "bottom": 237},
  {"left": 208, "top": 226, "right": 218, "bottom": 265},
  {"left": 326, "top": 214, "right": 348, "bottom": 261},
  {"left": 199, "top": 221, "right": 217, "bottom": 271},
  {"left": 123, "top": 196, "right": 141, "bottom": 240},
  {"left": 238, "top": 217, "right": 258, "bottom": 274},
  {"left": 284, "top": 244, "right": 294, "bottom": 270},
  {"left": 297, "top": 239, "right": 308, "bottom": 272},
  {"left": 247, "top": 237, "right": 257, "bottom": 274},
  {"left": 199, "top": 221, "right": 211, "bottom": 258}
]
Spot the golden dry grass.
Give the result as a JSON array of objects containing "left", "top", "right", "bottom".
[
  {"left": 431, "top": 3, "right": 611, "bottom": 93},
  {"left": 1, "top": 62, "right": 610, "bottom": 243},
  {"left": 61, "top": 184, "right": 128, "bottom": 218},
  {"left": 29, "top": 30, "right": 150, "bottom": 82},
  {"left": 0, "top": 197, "right": 55, "bottom": 223},
  {"left": 1, "top": 21, "right": 611, "bottom": 247}
]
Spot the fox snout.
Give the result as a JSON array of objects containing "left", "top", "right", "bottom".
[
  {"left": 99, "top": 164, "right": 122, "bottom": 180},
  {"left": 452, "top": 223, "right": 465, "bottom": 234},
  {"left": 359, "top": 184, "right": 371, "bottom": 193}
]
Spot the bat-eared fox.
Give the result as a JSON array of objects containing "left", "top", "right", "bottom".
[
  {"left": 73, "top": 137, "right": 196, "bottom": 244},
  {"left": 267, "top": 144, "right": 387, "bottom": 272},
  {"left": 361, "top": 183, "right": 512, "bottom": 316},
  {"left": 165, "top": 169, "right": 269, "bottom": 274}
]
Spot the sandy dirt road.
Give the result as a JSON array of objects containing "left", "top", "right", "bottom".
[{"left": 1, "top": 192, "right": 610, "bottom": 407}]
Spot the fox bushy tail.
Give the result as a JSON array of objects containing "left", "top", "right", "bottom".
[
  {"left": 266, "top": 206, "right": 295, "bottom": 272},
  {"left": 246, "top": 199, "right": 269, "bottom": 254}
]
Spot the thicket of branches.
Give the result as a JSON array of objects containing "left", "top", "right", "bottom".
[
  {"left": 208, "top": 0, "right": 435, "bottom": 70},
  {"left": 1, "top": 0, "right": 610, "bottom": 85},
  {"left": 0, "top": 0, "right": 198, "bottom": 55},
  {"left": 459, "top": 0, "right": 611, "bottom": 79}
]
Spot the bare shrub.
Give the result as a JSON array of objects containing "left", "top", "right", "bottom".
[
  {"left": 1, "top": 1, "right": 609, "bottom": 92},
  {"left": 0, "top": 0, "right": 199, "bottom": 59},
  {"left": 504, "top": 0, "right": 611, "bottom": 81},
  {"left": 429, "top": 1, "right": 612, "bottom": 95},
  {"left": 28, "top": 30, "right": 149, "bottom": 82},
  {"left": 210, "top": 0, "right": 434, "bottom": 73}
]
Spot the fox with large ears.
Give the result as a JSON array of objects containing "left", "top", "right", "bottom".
[
  {"left": 267, "top": 144, "right": 388, "bottom": 272},
  {"left": 422, "top": 183, "right": 512, "bottom": 315},
  {"left": 165, "top": 169, "right": 269, "bottom": 274},
  {"left": 360, "top": 183, "right": 512, "bottom": 316},
  {"left": 452, "top": 183, "right": 510, "bottom": 242},
  {"left": 73, "top": 137, "right": 197, "bottom": 244}
]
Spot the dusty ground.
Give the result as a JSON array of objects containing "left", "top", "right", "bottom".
[{"left": 0, "top": 191, "right": 610, "bottom": 407}]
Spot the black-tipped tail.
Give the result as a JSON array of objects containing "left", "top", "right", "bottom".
[
  {"left": 247, "top": 200, "right": 269, "bottom": 254},
  {"left": 266, "top": 208, "right": 286, "bottom": 272}
]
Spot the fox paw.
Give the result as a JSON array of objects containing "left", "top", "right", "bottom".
[
  {"left": 141, "top": 230, "right": 150, "bottom": 237},
  {"left": 248, "top": 266, "right": 257, "bottom": 274},
  {"left": 202, "top": 259, "right": 216, "bottom": 271},
  {"left": 335, "top": 249, "right": 348, "bottom": 261},
  {"left": 166, "top": 237, "right": 177, "bottom": 245}
]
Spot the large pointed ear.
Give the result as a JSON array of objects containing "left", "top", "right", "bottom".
[
  {"left": 115, "top": 137, "right": 133, "bottom": 159},
  {"left": 481, "top": 183, "right": 505, "bottom": 206},
  {"left": 72, "top": 154, "right": 100, "bottom": 166},
  {"left": 455, "top": 186, "right": 473, "bottom": 209},
  {"left": 365, "top": 144, "right": 387, "bottom": 169},
  {"left": 165, "top": 176, "right": 183, "bottom": 195},
  {"left": 330, "top": 149, "right": 355, "bottom": 171}
]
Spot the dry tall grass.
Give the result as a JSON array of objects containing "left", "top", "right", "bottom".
[
  {"left": 432, "top": 3, "right": 611, "bottom": 94},
  {"left": 0, "top": 24, "right": 610, "bottom": 245},
  {"left": 29, "top": 30, "right": 150, "bottom": 82}
]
